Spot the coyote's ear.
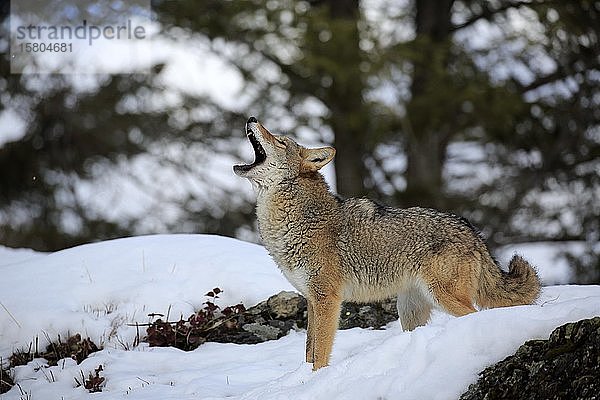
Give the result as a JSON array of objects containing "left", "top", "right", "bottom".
[{"left": 300, "top": 146, "right": 336, "bottom": 172}]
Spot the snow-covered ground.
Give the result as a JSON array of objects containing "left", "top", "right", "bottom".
[{"left": 1, "top": 235, "right": 599, "bottom": 399}]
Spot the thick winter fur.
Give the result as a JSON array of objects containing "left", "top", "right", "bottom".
[{"left": 234, "top": 117, "right": 541, "bottom": 370}]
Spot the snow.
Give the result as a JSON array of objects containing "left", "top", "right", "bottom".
[
  {"left": 0, "top": 235, "right": 293, "bottom": 361},
  {"left": 1, "top": 234, "right": 599, "bottom": 399},
  {"left": 0, "top": 246, "right": 46, "bottom": 267}
]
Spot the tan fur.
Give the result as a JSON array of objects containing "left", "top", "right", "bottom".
[{"left": 234, "top": 118, "right": 541, "bottom": 370}]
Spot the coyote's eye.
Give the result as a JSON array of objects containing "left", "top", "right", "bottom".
[{"left": 275, "top": 138, "right": 287, "bottom": 148}]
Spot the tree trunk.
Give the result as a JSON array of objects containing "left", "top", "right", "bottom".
[
  {"left": 402, "top": 0, "right": 455, "bottom": 208},
  {"left": 318, "top": 0, "right": 369, "bottom": 198},
  {"left": 331, "top": 107, "right": 367, "bottom": 198}
]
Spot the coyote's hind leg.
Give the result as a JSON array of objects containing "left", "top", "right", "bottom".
[{"left": 396, "top": 283, "right": 433, "bottom": 331}]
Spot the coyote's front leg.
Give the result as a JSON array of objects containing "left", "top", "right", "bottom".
[
  {"left": 308, "top": 289, "right": 342, "bottom": 370},
  {"left": 306, "top": 300, "right": 315, "bottom": 363}
]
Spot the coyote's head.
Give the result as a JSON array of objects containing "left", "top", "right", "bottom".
[{"left": 233, "top": 117, "right": 335, "bottom": 187}]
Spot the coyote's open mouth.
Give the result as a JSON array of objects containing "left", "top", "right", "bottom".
[{"left": 233, "top": 117, "right": 266, "bottom": 174}]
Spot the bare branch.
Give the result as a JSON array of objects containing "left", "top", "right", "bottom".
[
  {"left": 516, "top": 57, "right": 599, "bottom": 94},
  {"left": 450, "top": 0, "right": 550, "bottom": 32}
]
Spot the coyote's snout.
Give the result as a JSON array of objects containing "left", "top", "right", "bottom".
[{"left": 234, "top": 117, "right": 541, "bottom": 371}]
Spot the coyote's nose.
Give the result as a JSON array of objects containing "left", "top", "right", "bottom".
[{"left": 247, "top": 116, "right": 258, "bottom": 124}]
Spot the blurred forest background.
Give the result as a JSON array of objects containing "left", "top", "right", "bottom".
[{"left": 0, "top": 0, "right": 598, "bottom": 282}]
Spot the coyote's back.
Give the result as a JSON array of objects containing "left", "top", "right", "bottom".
[{"left": 335, "top": 199, "right": 540, "bottom": 312}]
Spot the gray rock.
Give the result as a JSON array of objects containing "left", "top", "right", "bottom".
[
  {"left": 242, "top": 323, "right": 281, "bottom": 341},
  {"left": 339, "top": 298, "right": 398, "bottom": 329},
  {"left": 204, "top": 291, "right": 399, "bottom": 346},
  {"left": 267, "top": 291, "right": 306, "bottom": 318},
  {"left": 460, "top": 317, "right": 600, "bottom": 400}
]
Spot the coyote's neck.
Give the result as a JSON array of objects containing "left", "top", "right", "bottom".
[
  {"left": 256, "top": 172, "right": 336, "bottom": 209},
  {"left": 255, "top": 172, "right": 338, "bottom": 271}
]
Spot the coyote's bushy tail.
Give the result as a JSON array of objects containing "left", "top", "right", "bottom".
[{"left": 476, "top": 254, "right": 541, "bottom": 309}]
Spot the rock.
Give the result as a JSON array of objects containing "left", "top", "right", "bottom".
[
  {"left": 267, "top": 291, "right": 306, "bottom": 318},
  {"left": 339, "top": 299, "right": 398, "bottom": 329},
  {"left": 242, "top": 323, "right": 281, "bottom": 341},
  {"left": 202, "top": 291, "right": 307, "bottom": 345},
  {"left": 460, "top": 317, "right": 600, "bottom": 400},
  {"left": 193, "top": 291, "right": 400, "bottom": 347},
  {"left": 143, "top": 291, "right": 402, "bottom": 351}
]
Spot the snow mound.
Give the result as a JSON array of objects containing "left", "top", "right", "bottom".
[{"left": 0, "top": 234, "right": 293, "bottom": 358}]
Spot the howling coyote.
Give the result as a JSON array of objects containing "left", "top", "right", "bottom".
[{"left": 234, "top": 117, "right": 540, "bottom": 370}]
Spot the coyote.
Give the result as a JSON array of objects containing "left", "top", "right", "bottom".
[{"left": 234, "top": 117, "right": 541, "bottom": 370}]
